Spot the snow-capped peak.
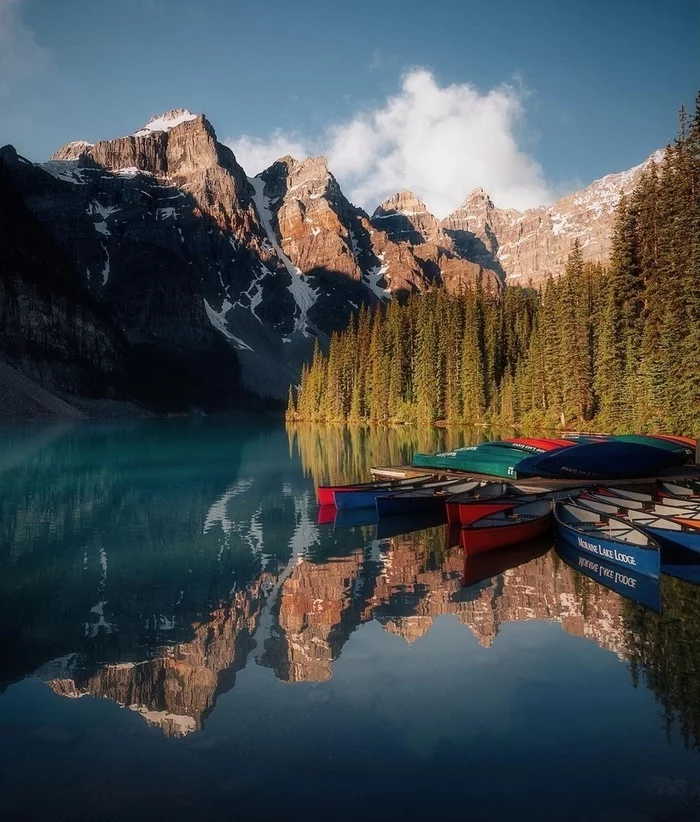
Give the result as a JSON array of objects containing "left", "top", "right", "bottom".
[{"left": 133, "top": 109, "right": 199, "bottom": 137}]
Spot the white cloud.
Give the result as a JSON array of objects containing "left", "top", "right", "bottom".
[
  {"left": 226, "top": 131, "right": 312, "bottom": 179},
  {"left": 0, "top": 0, "right": 48, "bottom": 97},
  {"left": 226, "top": 69, "right": 553, "bottom": 218}
]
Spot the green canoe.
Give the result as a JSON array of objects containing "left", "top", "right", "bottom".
[{"left": 412, "top": 444, "right": 534, "bottom": 479}]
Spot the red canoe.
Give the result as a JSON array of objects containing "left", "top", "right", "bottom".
[
  {"left": 487, "top": 437, "right": 575, "bottom": 454},
  {"left": 460, "top": 499, "right": 553, "bottom": 555},
  {"left": 652, "top": 435, "right": 698, "bottom": 448},
  {"left": 509, "top": 437, "right": 576, "bottom": 450},
  {"left": 446, "top": 482, "right": 513, "bottom": 524},
  {"left": 317, "top": 505, "right": 337, "bottom": 525},
  {"left": 451, "top": 496, "right": 542, "bottom": 526}
]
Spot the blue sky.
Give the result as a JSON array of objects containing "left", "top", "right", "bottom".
[{"left": 1, "top": 0, "right": 697, "bottom": 215}]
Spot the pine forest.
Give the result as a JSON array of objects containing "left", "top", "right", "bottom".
[{"left": 288, "top": 95, "right": 700, "bottom": 436}]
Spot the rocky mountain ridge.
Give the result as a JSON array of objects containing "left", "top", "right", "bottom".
[
  {"left": 0, "top": 107, "right": 660, "bottom": 405},
  {"left": 377, "top": 151, "right": 664, "bottom": 283}
]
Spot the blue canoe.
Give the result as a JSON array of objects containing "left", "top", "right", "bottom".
[
  {"left": 554, "top": 537, "right": 661, "bottom": 612},
  {"left": 612, "top": 434, "right": 693, "bottom": 462},
  {"left": 335, "top": 477, "right": 466, "bottom": 510},
  {"left": 517, "top": 441, "right": 683, "bottom": 480},
  {"left": 554, "top": 501, "right": 661, "bottom": 578},
  {"left": 376, "top": 479, "right": 481, "bottom": 517},
  {"left": 575, "top": 495, "right": 700, "bottom": 555}
]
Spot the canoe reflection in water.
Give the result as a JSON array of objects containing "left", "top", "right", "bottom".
[
  {"left": 459, "top": 534, "right": 551, "bottom": 589},
  {"left": 554, "top": 538, "right": 662, "bottom": 613},
  {"left": 322, "top": 505, "right": 448, "bottom": 539}
]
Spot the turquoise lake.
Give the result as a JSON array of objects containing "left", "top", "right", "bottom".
[{"left": 1, "top": 419, "right": 700, "bottom": 821}]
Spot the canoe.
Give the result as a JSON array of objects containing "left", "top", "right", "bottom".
[
  {"left": 585, "top": 492, "right": 700, "bottom": 527},
  {"left": 600, "top": 487, "right": 700, "bottom": 510},
  {"left": 562, "top": 435, "right": 611, "bottom": 443},
  {"left": 612, "top": 434, "right": 693, "bottom": 462},
  {"left": 333, "top": 476, "right": 451, "bottom": 510},
  {"left": 376, "top": 479, "right": 481, "bottom": 517},
  {"left": 575, "top": 495, "right": 700, "bottom": 554},
  {"left": 652, "top": 435, "right": 698, "bottom": 448},
  {"left": 447, "top": 485, "right": 586, "bottom": 526},
  {"left": 554, "top": 501, "right": 660, "bottom": 578},
  {"left": 412, "top": 445, "right": 533, "bottom": 479},
  {"left": 447, "top": 494, "right": 542, "bottom": 525},
  {"left": 317, "top": 474, "right": 433, "bottom": 506},
  {"left": 461, "top": 536, "right": 550, "bottom": 588},
  {"left": 658, "top": 481, "right": 700, "bottom": 499},
  {"left": 460, "top": 499, "right": 553, "bottom": 554},
  {"left": 479, "top": 438, "right": 572, "bottom": 454},
  {"left": 446, "top": 482, "right": 528, "bottom": 525},
  {"left": 554, "top": 538, "right": 661, "bottom": 611},
  {"left": 516, "top": 441, "right": 684, "bottom": 480}
]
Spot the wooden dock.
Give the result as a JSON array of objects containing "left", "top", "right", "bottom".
[{"left": 370, "top": 464, "right": 700, "bottom": 494}]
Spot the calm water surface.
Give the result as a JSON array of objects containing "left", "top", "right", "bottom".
[{"left": 1, "top": 420, "right": 700, "bottom": 821}]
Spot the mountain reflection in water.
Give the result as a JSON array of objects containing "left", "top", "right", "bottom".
[{"left": 2, "top": 421, "right": 700, "bottom": 820}]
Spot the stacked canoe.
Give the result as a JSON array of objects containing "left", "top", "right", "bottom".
[{"left": 412, "top": 434, "right": 694, "bottom": 480}]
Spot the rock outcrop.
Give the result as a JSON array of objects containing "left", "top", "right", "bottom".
[
  {"left": 0, "top": 151, "right": 126, "bottom": 407},
  {"left": 441, "top": 151, "right": 664, "bottom": 284}
]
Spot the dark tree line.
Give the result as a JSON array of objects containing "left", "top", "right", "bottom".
[{"left": 288, "top": 96, "right": 700, "bottom": 436}]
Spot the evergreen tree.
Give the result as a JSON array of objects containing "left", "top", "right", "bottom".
[{"left": 292, "top": 92, "right": 700, "bottom": 435}]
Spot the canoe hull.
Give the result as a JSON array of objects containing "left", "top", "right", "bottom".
[
  {"left": 613, "top": 434, "right": 693, "bottom": 461},
  {"left": 318, "top": 475, "right": 432, "bottom": 506},
  {"left": 671, "top": 516, "right": 700, "bottom": 530},
  {"left": 554, "top": 539, "right": 661, "bottom": 612},
  {"left": 376, "top": 480, "right": 479, "bottom": 517},
  {"left": 334, "top": 488, "right": 396, "bottom": 510},
  {"left": 376, "top": 493, "right": 448, "bottom": 517},
  {"left": 645, "top": 525, "right": 700, "bottom": 554},
  {"left": 517, "top": 442, "right": 683, "bottom": 480},
  {"left": 412, "top": 448, "right": 522, "bottom": 479},
  {"left": 447, "top": 499, "right": 520, "bottom": 526},
  {"left": 554, "top": 518, "right": 660, "bottom": 578},
  {"left": 461, "top": 515, "right": 551, "bottom": 555},
  {"left": 318, "top": 487, "right": 344, "bottom": 506}
]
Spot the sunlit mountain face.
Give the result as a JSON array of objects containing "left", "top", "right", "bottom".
[{"left": 1, "top": 420, "right": 700, "bottom": 819}]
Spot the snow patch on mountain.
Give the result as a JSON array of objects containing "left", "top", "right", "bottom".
[
  {"left": 203, "top": 298, "right": 253, "bottom": 351},
  {"left": 101, "top": 244, "right": 110, "bottom": 286},
  {"left": 248, "top": 175, "right": 318, "bottom": 335},
  {"left": 42, "top": 159, "right": 88, "bottom": 185},
  {"left": 365, "top": 258, "right": 391, "bottom": 299},
  {"left": 134, "top": 109, "right": 198, "bottom": 137}
]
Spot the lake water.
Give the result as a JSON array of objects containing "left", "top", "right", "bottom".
[{"left": 1, "top": 419, "right": 700, "bottom": 821}]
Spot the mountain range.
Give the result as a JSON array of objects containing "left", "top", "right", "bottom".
[{"left": 0, "top": 108, "right": 661, "bottom": 412}]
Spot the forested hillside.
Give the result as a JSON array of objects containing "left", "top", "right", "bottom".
[{"left": 289, "top": 95, "right": 700, "bottom": 436}]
